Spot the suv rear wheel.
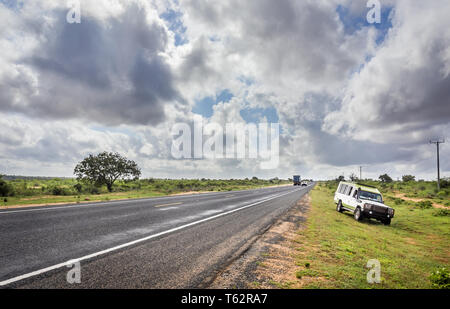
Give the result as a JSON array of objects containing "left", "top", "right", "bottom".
[
  {"left": 336, "top": 201, "right": 343, "bottom": 212},
  {"left": 354, "top": 207, "right": 363, "bottom": 221}
]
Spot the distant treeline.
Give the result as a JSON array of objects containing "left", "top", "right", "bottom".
[{"left": 0, "top": 176, "right": 289, "bottom": 198}]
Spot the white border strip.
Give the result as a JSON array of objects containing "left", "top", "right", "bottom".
[{"left": 0, "top": 187, "right": 303, "bottom": 286}]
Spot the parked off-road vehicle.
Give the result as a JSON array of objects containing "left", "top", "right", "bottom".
[{"left": 334, "top": 182, "right": 395, "bottom": 225}]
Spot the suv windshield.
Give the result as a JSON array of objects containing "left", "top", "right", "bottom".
[{"left": 359, "top": 190, "right": 383, "bottom": 203}]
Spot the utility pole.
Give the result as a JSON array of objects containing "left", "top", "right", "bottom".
[
  {"left": 430, "top": 139, "right": 445, "bottom": 191},
  {"left": 359, "top": 166, "right": 363, "bottom": 180}
]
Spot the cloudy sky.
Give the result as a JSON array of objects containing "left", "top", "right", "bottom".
[{"left": 0, "top": 0, "right": 449, "bottom": 180}]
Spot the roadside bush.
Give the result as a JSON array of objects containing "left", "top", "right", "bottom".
[
  {"left": 392, "top": 198, "right": 404, "bottom": 205},
  {"left": 416, "top": 201, "right": 433, "bottom": 209},
  {"left": 433, "top": 209, "right": 450, "bottom": 217},
  {"left": 436, "top": 191, "right": 447, "bottom": 199},
  {"left": 73, "top": 183, "right": 83, "bottom": 194},
  {"left": 430, "top": 267, "right": 450, "bottom": 289},
  {"left": 51, "top": 186, "right": 72, "bottom": 196},
  {"left": 89, "top": 186, "right": 101, "bottom": 195},
  {"left": 440, "top": 178, "right": 450, "bottom": 189},
  {"left": 0, "top": 177, "right": 13, "bottom": 197}
]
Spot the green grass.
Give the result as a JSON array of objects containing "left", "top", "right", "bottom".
[
  {"left": 0, "top": 177, "right": 290, "bottom": 208},
  {"left": 293, "top": 183, "right": 449, "bottom": 289}
]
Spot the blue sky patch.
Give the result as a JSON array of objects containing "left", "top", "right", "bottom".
[
  {"left": 1, "top": 0, "right": 23, "bottom": 10},
  {"left": 160, "top": 8, "right": 188, "bottom": 46},
  {"left": 238, "top": 76, "right": 255, "bottom": 86},
  {"left": 240, "top": 106, "right": 279, "bottom": 124},
  {"left": 192, "top": 89, "right": 234, "bottom": 118},
  {"left": 336, "top": 4, "right": 393, "bottom": 45}
]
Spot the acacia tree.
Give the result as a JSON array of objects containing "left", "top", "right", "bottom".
[
  {"left": 349, "top": 173, "right": 358, "bottom": 181},
  {"left": 402, "top": 175, "right": 416, "bottom": 182},
  {"left": 74, "top": 152, "right": 141, "bottom": 192},
  {"left": 379, "top": 174, "right": 393, "bottom": 183},
  {"left": 336, "top": 175, "right": 345, "bottom": 182}
]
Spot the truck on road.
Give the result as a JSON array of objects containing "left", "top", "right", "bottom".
[{"left": 293, "top": 175, "right": 301, "bottom": 186}]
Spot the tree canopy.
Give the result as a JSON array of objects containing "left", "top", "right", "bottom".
[
  {"left": 379, "top": 174, "right": 393, "bottom": 183},
  {"left": 336, "top": 175, "right": 345, "bottom": 182},
  {"left": 74, "top": 152, "right": 141, "bottom": 192},
  {"left": 402, "top": 175, "right": 416, "bottom": 182},
  {"left": 0, "top": 175, "right": 13, "bottom": 197}
]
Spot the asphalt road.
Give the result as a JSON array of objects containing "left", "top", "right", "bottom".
[{"left": 0, "top": 184, "right": 313, "bottom": 288}]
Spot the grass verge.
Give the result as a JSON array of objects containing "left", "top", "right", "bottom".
[{"left": 292, "top": 184, "right": 449, "bottom": 288}]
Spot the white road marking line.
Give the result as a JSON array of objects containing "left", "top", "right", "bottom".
[
  {"left": 0, "top": 188, "right": 303, "bottom": 287},
  {"left": 154, "top": 202, "right": 182, "bottom": 208}
]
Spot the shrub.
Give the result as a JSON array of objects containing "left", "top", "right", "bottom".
[
  {"left": 416, "top": 201, "right": 433, "bottom": 209},
  {"left": 51, "top": 186, "right": 69, "bottom": 196},
  {"left": 436, "top": 191, "right": 447, "bottom": 199},
  {"left": 393, "top": 198, "right": 404, "bottom": 205},
  {"left": 440, "top": 178, "right": 450, "bottom": 189},
  {"left": 73, "top": 183, "right": 83, "bottom": 193},
  {"left": 433, "top": 209, "right": 450, "bottom": 217},
  {"left": 90, "top": 186, "right": 101, "bottom": 195},
  {"left": 0, "top": 177, "right": 13, "bottom": 197},
  {"left": 430, "top": 267, "right": 450, "bottom": 289}
]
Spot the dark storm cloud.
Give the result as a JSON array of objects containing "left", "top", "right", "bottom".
[
  {"left": 0, "top": 4, "right": 183, "bottom": 126},
  {"left": 179, "top": 38, "right": 216, "bottom": 85}
]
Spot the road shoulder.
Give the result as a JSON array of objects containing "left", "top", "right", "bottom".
[{"left": 209, "top": 194, "right": 310, "bottom": 289}]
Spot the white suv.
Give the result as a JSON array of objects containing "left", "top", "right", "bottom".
[{"left": 334, "top": 182, "right": 395, "bottom": 225}]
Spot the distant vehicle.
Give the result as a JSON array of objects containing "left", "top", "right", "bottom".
[
  {"left": 293, "top": 175, "right": 301, "bottom": 186},
  {"left": 334, "top": 182, "right": 395, "bottom": 225},
  {"left": 301, "top": 181, "right": 308, "bottom": 186}
]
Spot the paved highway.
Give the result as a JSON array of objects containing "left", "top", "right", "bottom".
[{"left": 0, "top": 184, "right": 313, "bottom": 288}]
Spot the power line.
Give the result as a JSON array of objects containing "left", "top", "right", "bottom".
[{"left": 429, "top": 139, "right": 445, "bottom": 191}]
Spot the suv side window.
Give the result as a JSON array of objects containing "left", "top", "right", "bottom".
[
  {"left": 342, "top": 185, "right": 347, "bottom": 194},
  {"left": 348, "top": 187, "right": 353, "bottom": 196}
]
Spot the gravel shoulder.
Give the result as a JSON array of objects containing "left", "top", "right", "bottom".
[{"left": 209, "top": 194, "right": 310, "bottom": 289}]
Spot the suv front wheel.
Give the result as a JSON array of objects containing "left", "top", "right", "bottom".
[
  {"left": 382, "top": 218, "right": 391, "bottom": 225},
  {"left": 354, "top": 207, "right": 363, "bottom": 221}
]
